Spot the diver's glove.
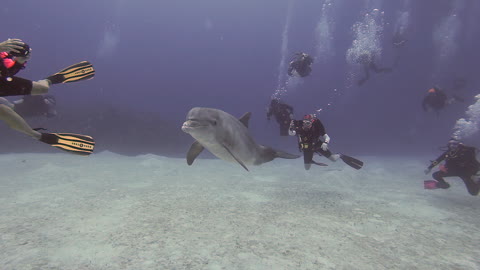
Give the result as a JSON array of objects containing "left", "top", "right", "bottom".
[
  {"left": 288, "top": 120, "right": 296, "bottom": 136},
  {"left": 289, "top": 120, "right": 295, "bottom": 129},
  {"left": 322, "top": 134, "right": 331, "bottom": 144},
  {"left": 320, "top": 143, "right": 328, "bottom": 151}
]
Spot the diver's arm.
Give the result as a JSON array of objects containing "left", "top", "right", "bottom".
[
  {"left": 428, "top": 152, "right": 448, "bottom": 170},
  {"left": 46, "top": 104, "right": 57, "bottom": 118}
]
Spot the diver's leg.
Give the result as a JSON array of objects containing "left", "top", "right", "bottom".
[
  {"left": 317, "top": 148, "right": 339, "bottom": 162},
  {"left": 460, "top": 174, "right": 480, "bottom": 196},
  {"left": 303, "top": 150, "right": 314, "bottom": 170},
  {"left": 0, "top": 104, "right": 41, "bottom": 139},
  {"left": 0, "top": 76, "right": 33, "bottom": 97},
  {"left": 432, "top": 170, "right": 451, "bottom": 189},
  {"left": 30, "top": 79, "right": 50, "bottom": 95},
  {"left": 358, "top": 66, "right": 370, "bottom": 86}
]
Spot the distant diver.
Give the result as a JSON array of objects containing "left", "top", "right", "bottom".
[
  {"left": 422, "top": 87, "right": 464, "bottom": 116},
  {"left": 288, "top": 52, "right": 313, "bottom": 78},
  {"left": 452, "top": 77, "right": 467, "bottom": 91},
  {"left": 356, "top": 52, "right": 392, "bottom": 86},
  {"left": 289, "top": 114, "right": 363, "bottom": 170},
  {"left": 0, "top": 38, "right": 95, "bottom": 155},
  {"left": 0, "top": 95, "right": 57, "bottom": 118},
  {"left": 392, "top": 30, "right": 408, "bottom": 48},
  {"left": 424, "top": 139, "right": 480, "bottom": 196},
  {"left": 392, "top": 30, "right": 408, "bottom": 66},
  {"left": 266, "top": 98, "right": 294, "bottom": 136}
]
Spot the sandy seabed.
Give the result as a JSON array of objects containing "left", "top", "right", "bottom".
[{"left": 0, "top": 152, "right": 478, "bottom": 270}]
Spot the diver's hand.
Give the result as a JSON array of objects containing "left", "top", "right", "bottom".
[
  {"left": 0, "top": 39, "right": 25, "bottom": 54},
  {"left": 424, "top": 168, "right": 431, "bottom": 175},
  {"left": 322, "top": 134, "right": 331, "bottom": 144},
  {"left": 320, "top": 143, "right": 328, "bottom": 151}
]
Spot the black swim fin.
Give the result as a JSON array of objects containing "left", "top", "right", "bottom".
[
  {"left": 46, "top": 61, "right": 95, "bottom": 84},
  {"left": 340, "top": 154, "right": 363, "bottom": 170},
  {"left": 312, "top": 160, "right": 328, "bottom": 166},
  {"left": 40, "top": 132, "right": 95, "bottom": 155}
]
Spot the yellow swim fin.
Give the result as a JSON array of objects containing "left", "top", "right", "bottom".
[
  {"left": 46, "top": 61, "right": 95, "bottom": 84},
  {"left": 40, "top": 132, "right": 95, "bottom": 155}
]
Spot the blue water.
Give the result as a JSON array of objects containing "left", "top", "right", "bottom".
[
  {"left": 2, "top": 1, "right": 480, "bottom": 269},
  {"left": 1, "top": 0, "right": 479, "bottom": 156}
]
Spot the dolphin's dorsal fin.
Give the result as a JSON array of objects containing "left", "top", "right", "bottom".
[
  {"left": 222, "top": 144, "right": 249, "bottom": 171},
  {"left": 187, "top": 141, "right": 204, "bottom": 165},
  {"left": 238, "top": 112, "right": 251, "bottom": 128}
]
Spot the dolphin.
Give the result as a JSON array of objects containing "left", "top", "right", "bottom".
[{"left": 181, "top": 107, "right": 300, "bottom": 171}]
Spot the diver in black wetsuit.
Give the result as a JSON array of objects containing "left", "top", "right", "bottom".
[
  {"left": 424, "top": 139, "right": 480, "bottom": 196},
  {"left": 392, "top": 30, "right": 408, "bottom": 67},
  {"left": 356, "top": 52, "right": 392, "bottom": 86},
  {"left": 0, "top": 95, "right": 57, "bottom": 118},
  {"left": 392, "top": 30, "right": 408, "bottom": 48},
  {"left": 288, "top": 52, "right": 313, "bottom": 78},
  {"left": 422, "top": 87, "right": 447, "bottom": 114},
  {"left": 288, "top": 114, "right": 363, "bottom": 170},
  {"left": 266, "top": 99, "right": 294, "bottom": 136},
  {"left": 422, "top": 87, "right": 464, "bottom": 115}
]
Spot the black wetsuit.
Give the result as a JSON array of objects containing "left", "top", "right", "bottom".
[
  {"left": 428, "top": 144, "right": 480, "bottom": 196},
  {"left": 14, "top": 95, "right": 56, "bottom": 118},
  {"left": 288, "top": 55, "right": 313, "bottom": 77},
  {"left": 357, "top": 53, "right": 392, "bottom": 86},
  {"left": 0, "top": 52, "right": 32, "bottom": 96},
  {"left": 422, "top": 89, "right": 447, "bottom": 112},
  {"left": 290, "top": 119, "right": 334, "bottom": 165},
  {"left": 267, "top": 100, "right": 294, "bottom": 136}
]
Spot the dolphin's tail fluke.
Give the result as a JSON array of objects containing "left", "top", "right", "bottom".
[
  {"left": 274, "top": 150, "right": 300, "bottom": 159},
  {"left": 255, "top": 146, "right": 300, "bottom": 165}
]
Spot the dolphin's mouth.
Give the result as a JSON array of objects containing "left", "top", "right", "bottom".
[{"left": 181, "top": 119, "right": 208, "bottom": 133}]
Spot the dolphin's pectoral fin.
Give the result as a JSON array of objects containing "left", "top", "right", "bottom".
[
  {"left": 222, "top": 144, "right": 249, "bottom": 171},
  {"left": 187, "top": 141, "right": 204, "bottom": 165},
  {"left": 238, "top": 112, "right": 252, "bottom": 128}
]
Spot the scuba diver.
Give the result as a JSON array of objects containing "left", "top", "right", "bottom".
[
  {"left": 0, "top": 38, "right": 95, "bottom": 155},
  {"left": 392, "top": 30, "right": 408, "bottom": 67},
  {"left": 424, "top": 139, "right": 480, "bottom": 196},
  {"left": 288, "top": 52, "right": 313, "bottom": 78},
  {"left": 356, "top": 52, "right": 392, "bottom": 86},
  {"left": 422, "top": 87, "right": 464, "bottom": 115},
  {"left": 0, "top": 95, "right": 57, "bottom": 118},
  {"left": 288, "top": 114, "right": 364, "bottom": 170},
  {"left": 451, "top": 77, "right": 467, "bottom": 91},
  {"left": 266, "top": 98, "right": 294, "bottom": 136},
  {"left": 392, "top": 31, "right": 408, "bottom": 48}
]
